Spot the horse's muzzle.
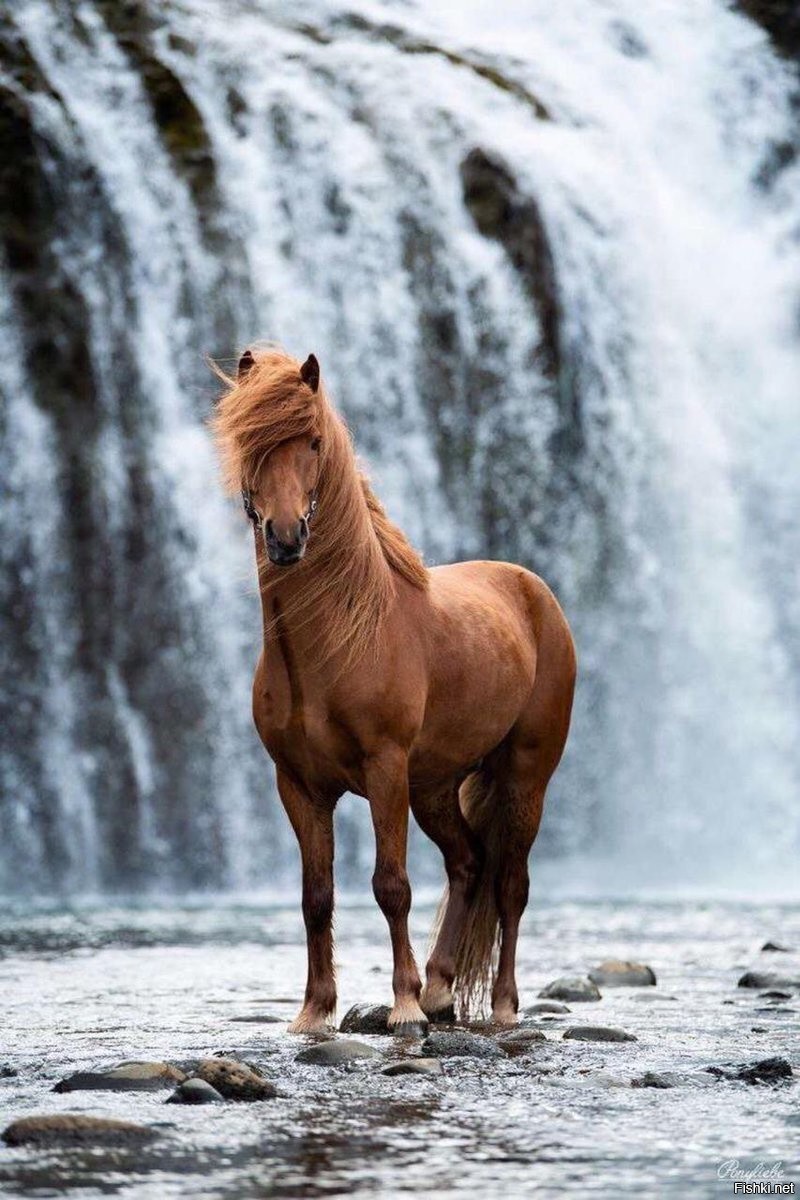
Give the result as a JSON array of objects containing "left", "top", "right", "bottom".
[{"left": 264, "top": 518, "right": 308, "bottom": 566}]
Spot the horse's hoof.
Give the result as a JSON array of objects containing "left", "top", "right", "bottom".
[
  {"left": 426, "top": 1004, "right": 456, "bottom": 1024},
  {"left": 389, "top": 1019, "right": 428, "bottom": 1038}
]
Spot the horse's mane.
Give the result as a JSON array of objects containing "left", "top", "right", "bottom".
[{"left": 211, "top": 347, "right": 428, "bottom": 668}]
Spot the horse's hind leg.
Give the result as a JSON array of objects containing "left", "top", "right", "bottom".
[
  {"left": 412, "top": 784, "right": 483, "bottom": 1021},
  {"left": 490, "top": 767, "right": 546, "bottom": 1024},
  {"left": 277, "top": 770, "right": 337, "bottom": 1034}
]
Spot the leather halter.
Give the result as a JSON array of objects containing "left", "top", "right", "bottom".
[{"left": 241, "top": 487, "right": 318, "bottom": 533}]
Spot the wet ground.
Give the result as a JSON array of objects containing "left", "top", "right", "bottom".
[{"left": 0, "top": 896, "right": 798, "bottom": 1198}]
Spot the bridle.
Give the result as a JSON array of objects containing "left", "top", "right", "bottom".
[{"left": 241, "top": 486, "right": 319, "bottom": 535}]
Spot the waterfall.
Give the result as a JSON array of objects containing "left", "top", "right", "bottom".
[{"left": 1, "top": 0, "right": 799, "bottom": 895}]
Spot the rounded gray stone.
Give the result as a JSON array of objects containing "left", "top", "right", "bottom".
[
  {"left": 588, "top": 960, "right": 656, "bottom": 987},
  {"left": 523, "top": 1001, "right": 571, "bottom": 1015},
  {"left": 738, "top": 971, "right": 800, "bottom": 990},
  {"left": 563, "top": 1025, "right": 638, "bottom": 1043},
  {"left": 382, "top": 1058, "right": 444, "bottom": 1077},
  {"left": 339, "top": 1004, "right": 391, "bottom": 1035},
  {"left": 296, "top": 1039, "right": 381, "bottom": 1066},
  {"left": 3, "top": 1115, "right": 154, "bottom": 1147},
  {"left": 421, "top": 1031, "right": 504, "bottom": 1060},
  {"left": 539, "top": 976, "right": 601, "bottom": 1003},
  {"left": 166, "top": 1078, "right": 225, "bottom": 1104}
]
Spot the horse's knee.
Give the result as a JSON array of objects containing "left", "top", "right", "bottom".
[{"left": 372, "top": 862, "right": 411, "bottom": 920}]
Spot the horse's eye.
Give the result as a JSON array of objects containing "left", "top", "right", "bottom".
[{"left": 310, "top": 437, "right": 321, "bottom": 452}]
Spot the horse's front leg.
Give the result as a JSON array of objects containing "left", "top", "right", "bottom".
[
  {"left": 365, "top": 747, "right": 427, "bottom": 1035},
  {"left": 277, "top": 769, "right": 336, "bottom": 1034}
]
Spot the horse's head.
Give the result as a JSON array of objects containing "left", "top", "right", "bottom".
[{"left": 238, "top": 350, "right": 322, "bottom": 567}]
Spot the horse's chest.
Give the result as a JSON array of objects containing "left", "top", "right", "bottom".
[{"left": 253, "top": 650, "right": 360, "bottom": 789}]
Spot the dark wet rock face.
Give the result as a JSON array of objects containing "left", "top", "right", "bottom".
[
  {"left": 539, "top": 976, "right": 602, "bottom": 1002},
  {"left": 2, "top": 1115, "right": 155, "bottom": 1147},
  {"left": 194, "top": 1058, "right": 276, "bottom": 1100},
  {"left": 53, "top": 1061, "right": 185, "bottom": 1093},
  {"left": 296, "top": 1039, "right": 381, "bottom": 1066},
  {"left": 707, "top": 1057, "right": 793, "bottom": 1085},
  {"left": 339, "top": 1003, "right": 392, "bottom": 1035},
  {"left": 422, "top": 1031, "right": 504, "bottom": 1060},
  {"left": 382, "top": 1058, "right": 444, "bottom": 1077},
  {"left": 738, "top": 972, "right": 800, "bottom": 990},
  {"left": 563, "top": 1026, "right": 638, "bottom": 1043},
  {"left": 761, "top": 941, "right": 791, "bottom": 952},
  {"left": 588, "top": 960, "right": 656, "bottom": 987},
  {"left": 167, "top": 1078, "right": 225, "bottom": 1104}
]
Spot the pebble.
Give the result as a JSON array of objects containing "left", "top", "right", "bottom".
[
  {"left": 738, "top": 972, "right": 800, "bottom": 990},
  {"left": 761, "top": 941, "right": 791, "bottom": 952},
  {"left": 563, "top": 1025, "right": 638, "bottom": 1043},
  {"left": 631, "top": 1071, "right": 673, "bottom": 1089},
  {"left": 707, "top": 1057, "right": 793, "bottom": 1085},
  {"left": 421, "top": 1031, "right": 504, "bottom": 1059},
  {"left": 498, "top": 1027, "right": 547, "bottom": 1056},
  {"left": 296, "top": 1039, "right": 381, "bottom": 1066},
  {"left": 539, "top": 976, "right": 601, "bottom": 1003},
  {"left": 382, "top": 1058, "right": 444, "bottom": 1077},
  {"left": 53, "top": 1061, "right": 185, "bottom": 1093},
  {"left": 2, "top": 1115, "right": 154, "bottom": 1147},
  {"left": 339, "top": 1004, "right": 392, "bottom": 1035},
  {"left": 522, "top": 1002, "right": 570, "bottom": 1015},
  {"left": 166, "top": 1078, "right": 225, "bottom": 1104},
  {"left": 194, "top": 1058, "right": 276, "bottom": 1100},
  {"left": 588, "top": 960, "right": 656, "bottom": 987}
]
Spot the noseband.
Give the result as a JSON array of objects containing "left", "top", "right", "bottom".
[{"left": 241, "top": 487, "right": 318, "bottom": 534}]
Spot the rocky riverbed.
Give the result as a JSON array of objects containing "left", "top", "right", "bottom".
[{"left": 0, "top": 896, "right": 798, "bottom": 1197}]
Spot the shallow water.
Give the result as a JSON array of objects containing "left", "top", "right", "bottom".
[{"left": 0, "top": 897, "right": 798, "bottom": 1198}]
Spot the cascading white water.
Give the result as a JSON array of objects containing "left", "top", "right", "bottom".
[{"left": 1, "top": 0, "right": 798, "bottom": 895}]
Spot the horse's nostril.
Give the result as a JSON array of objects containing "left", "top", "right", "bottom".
[
  {"left": 265, "top": 519, "right": 274, "bottom": 538},
  {"left": 299, "top": 517, "right": 309, "bottom": 542}
]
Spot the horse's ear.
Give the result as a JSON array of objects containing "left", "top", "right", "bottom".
[
  {"left": 299, "top": 353, "right": 320, "bottom": 393},
  {"left": 238, "top": 349, "right": 255, "bottom": 381}
]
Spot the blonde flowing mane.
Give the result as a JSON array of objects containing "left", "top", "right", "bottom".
[{"left": 212, "top": 347, "right": 428, "bottom": 667}]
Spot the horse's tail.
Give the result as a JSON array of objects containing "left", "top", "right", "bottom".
[{"left": 430, "top": 767, "right": 504, "bottom": 1019}]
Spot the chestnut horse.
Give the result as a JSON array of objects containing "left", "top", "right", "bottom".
[{"left": 213, "top": 347, "right": 576, "bottom": 1033}]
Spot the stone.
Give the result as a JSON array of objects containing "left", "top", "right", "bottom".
[
  {"left": 3, "top": 1114, "right": 154, "bottom": 1147},
  {"left": 523, "top": 1001, "right": 570, "bottom": 1015},
  {"left": 166, "top": 1078, "right": 225, "bottom": 1105},
  {"left": 194, "top": 1058, "right": 276, "bottom": 1100},
  {"left": 588, "top": 960, "right": 656, "bottom": 987},
  {"left": 738, "top": 972, "right": 800, "bottom": 990},
  {"left": 228, "top": 1014, "right": 283, "bottom": 1024},
  {"left": 382, "top": 1058, "right": 444, "bottom": 1077},
  {"left": 421, "top": 1031, "right": 504, "bottom": 1060},
  {"left": 339, "top": 1004, "right": 392, "bottom": 1035},
  {"left": 539, "top": 976, "right": 601, "bottom": 1003},
  {"left": 631, "top": 1071, "right": 673, "bottom": 1089},
  {"left": 498, "top": 1027, "right": 547, "bottom": 1056},
  {"left": 53, "top": 1061, "right": 185, "bottom": 1093},
  {"left": 296, "top": 1039, "right": 381, "bottom": 1066},
  {"left": 761, "top": 941, "right": 790, "bottom": 952},
  {"left": 759, "top": 990, "right": 792, "bottom": 1000},
  {"left": 563, "top": 1025, "right": 637, "bottom": 1043},
  {"left": 707, "top": 1057, "right": 793, "bottom": 1085}
]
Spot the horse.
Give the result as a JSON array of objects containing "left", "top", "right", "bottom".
[{"left": 212, "top": 347, "right": 576, "bottom": 1033}]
